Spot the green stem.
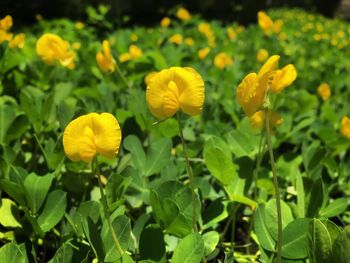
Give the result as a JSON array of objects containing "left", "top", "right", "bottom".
[
  {"left": 264, "top": 108, "right": 282, "bottom": 263},
  {"left": 177, "top": 113, "right": 197, "bottom": 232},
  {"left": 253, "top": 134, "right": 265, "bottom": 200},
  {"left": 116, "top": 66, "right": 131, "bottom": 89},
  {"left": 93, "top": 158, "right": 124, "bottom": 256}
]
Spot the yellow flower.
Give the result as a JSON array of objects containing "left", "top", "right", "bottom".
[
  {"left": 317, "top": 83, "right": 331, "bottom": 101},
  {"left": 0, "top": 15, "right": 13, "bottom": 31},
  {"left": 96, "top": 40, "right": 116, "bottom": 73},
  {"left": 130, "top": 33, "right": 138, "bottom": 42},
  {"left": 75, "top": 22, "right": 85, "bottom": 30},
  {"left": 36, "top": 33, "right": 75, "bottom": 69},
  {"left": 72, "top": 42, "right": 81, "bottom": 50},
  {"left": 273, "top": 19, "right": 283, "bottom": 33},
  {"left": 160, "top": 17, "right": 171, "bottom": 28},
  {"left": 63, "top": 113, "right": 122, "bottom": 163},
  {"left": 340, "top": 116, "right": 350, "bottom": 140},
  {"left": 256, "top": 48, "right": 269, "bottom": 62},
  {"left": 146, "top": 67, "right": 205, "bottom": 118},
  {"left": 198, "top": 22, "right": 216, "bottom": 47},
  {"left": 119, "top": 53, "right": 131, "bottom": 63},
  {"left": 129, "top": 44, "right": 142, "bottom": 59},
  {"left": 227, "top": 27, "right": 237, "bottom": 41},
  {"left": 0, "top": 30, "right": 13, "bottom": 44},
  {"left": 249, "top": 110, "right": 283, "bottom": 131},
  {"left": 185, "top": 37, "right": 194, "bottom": 46},
  {"left": 198, "top": 47, "right": 210, "bottom": 60},
  {"left": 214, "top": 52, "right": 233, "bottom": 69},
  {"left": 169, "top": 34, "right": 183, "bottom": 45},
  {"left": 236, "top": 55, "right": 280, "bottom": 117},
  {"left": 176, "top": 7, "right": 191, "bottom": 21},
  {"left": 271, "top": 64, "right": 297, "bottom": 93},
  {"left": 9, "top": 33, "right": 25, "bottom": 49},
  {"left": 258, "top": 11, "right": 273, "bottom": 36},
  {"left": 144, "top": 71, "right": 157, "bottom": 85}
]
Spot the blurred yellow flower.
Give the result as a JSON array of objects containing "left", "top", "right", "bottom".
[
  {"left": 169, "top": 34, "right": 183, "bottom": 45},
  {"left": 198, "top": 22, "right": 216, "bottom": 47},
  {"left": 119, "top": 53, "right": 131, "bottom": 63},
  {"left": 146, "top": 67, "right": 205, "bottom": 118},
  {"left": 273, "top": 19, "right": 283, "bottom": 33},
  {"left": 0, "top": 15, "right": 13, "bottom": 32},
  {"left": 317, "top": 83, "right": 331, "bottom": 101},
  {"left": 258, "top": 11, "right": 273, "bottom": 36},
  {"left": 144, "top": 71, "right": 157, "bottom": 85},
  {"left": 176, "top": 7, "right": 191, "bottom": 21},
  {"left": 185, "top": 37, "right": 195, "bottom": 46},
  {"left": 72, "top": 42, "right": 81, "bottom": 50},
  {"left": 130, "top": 33, "right": 138, "bottom": 42},
  {"left": 9, "top": 33, "right": 25, "bottom": 49},
  {"left": 75, "top": 22, "right": 85, "bottom": 30},
  {"left": 249, "top": 110, "right": 283, "bottom": 131},
  {"left": 214, "top": 52, "right": 233, "bottom": 69},
  {"left": 129, "top": 44, "right": 142, "bottom": 59},
  {"left": 96, "top": 40, "right": 116, "bottom": 73},
  {"left": 160, "top": 17, "right": 171, "bottom": 28},
  {"left": 198, "top": 47, "right": 210, "bottom": 60},
  {"left": 256, "top": 48, "right": 269, "bottom": 62},
  {"left": 36, "top": 33, "right": 75, "bottom": 69},
  {"left": 63, "top": 113, "right": 122, "bottom": 163},
  {"left": 340, "top": 116, "right": 350, "bottom": 140},
  {"left": 271, "top": 64, "right": 297, "bottom": 93},
  {"left": 227, "top": 27, "right": 237, "bottom": 41},
  {"left": 0, "top": 30, "right": 13, "bottom": 44},
  {"left": 236, "top": 55, "right": 280, "bottom": 116}
]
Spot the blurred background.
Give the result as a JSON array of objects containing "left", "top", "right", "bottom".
[{"left": 1, "top": 0, "right": 348, "bottom": 27}]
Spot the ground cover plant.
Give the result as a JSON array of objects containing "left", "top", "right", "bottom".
[{"left": 0, "top": 5, "right": 350, "bottom": 263}]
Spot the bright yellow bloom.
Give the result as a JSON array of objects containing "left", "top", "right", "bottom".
[
  {"left": 340, "top": 116, "right": 350, "bottom": 140},
  {"left": 9, "top": 33, "right": 25, "bottom": 49},
  {"left": 36, "top": 33, "right": 75, "bottom": 69},
  {"left": 75, "top": 22, "right": 85, "bottom": 30},
  {"left": 249, "top": 110, "right": 282, "bottom": 131},
  {"left": 0, "top": 30, "right": 13, "bottom": 44},
  {"left": 144, "top": 71, "right": 157, "bottom": 85},
  {"left": 198, "top": 47, "right": 210, "bottom": 60},
  {"left": 63, "top": 113, "right": 122, "bottom": 163},
  {"left": 258, "top": 11, "right": 273, "bottom": 36},
  {"left": 129, "top": 44, "right": 142, "bottom": 59},
  {"left": 146, "top": 67, "right": 205, "bottom": 119},
  {"left": 160, "top": 17, "right": 171, "bottom": 28},
  {"left": 236, "top": 55, "right": 280, "bottom": 117},
  {"left": 185, "top": 37, "right": 194, "bottom": 46},
  {"left": 169, "top": 34, "right": 183, "bottom": 45},
  {"left": 317, "top": 83, "right": 331, "bottom": 101},
  {"left": 256, "top": 49, "right": 269, "bottom": 62},
  {"left": 227, "top": 27, "right": 237, "bottom": 41},
  {"left": 96, "top": 40, "right": 116, "bottom": 73},
  {"left": 176, "top": 7, "right": 191, "bottom": 21},
  {"left": 119, "top": 53, "right": 131, "bottom": 63},
  {"left": 271, "top": 64, "right": 297, "bottom": 93},
  {"left": 214, "top": 52, "right": 233, "bottom": 70},
  {"left": 0, "top": 15, "right": 13, "bottom": 32}
]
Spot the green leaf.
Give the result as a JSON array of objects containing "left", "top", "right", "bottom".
[
  {"left": 123, "top": 135, "right": 146, "bottom": 172},
  {"left": 203, "top": 136, "right": 237, "bottom": 185},
  {"left": 308, "top": 218, "right": 333, "bottom": 263},
  {"left": 281, "top": 218, "right": 309, "bottom": 259},
  {"left": 0, "top": 103, "right": 17, "bottom": 144},
  {"left": 306, "top": 178, "right": 324, "bottom": 217},
  {"left": 171, "top": 233, "right": 204, "bottom": 263},
  {"left": 202, "top": 231, "right": 219, "bottom": 256},
  {"left": 0, "top": 198, "right": 22, "bottom": 228},
  {"left": 37, "top": 190, "right": 67, "bottom": 232},
  {"left": 319, "top": 198, "right": 348, "bottom": 218},
  {"left": 332, "top": 225, "right": 350, "bottom": 263},
  {"left": 0, "top": 242, "right": 28, "bottom": 263},
  {"left": 47, "top": 242, "right": 73, "bottom": 263},
  {"left": 82, "top": 216, "right": 105, "bottom": 261},
  {"left": 254, "top": 204, "right": 275, "bottom": 252},
  {"left": 23, "top": 172, "right": 54, "bottom": 213},
  {"left": 0, "top": 179, "right": 26, "bottom": 206},
  {"left": 103, "top": 215, "right": 131, "bottom": 262},
  {"left": 265, "top": 199, "right": 294, "bottom": 241},
  {"left": 296, "top": 172, "right": 305, "bottom": 218},
  {"left": 139, "top": 224, "right": 166, "bottom": 261},
  {"left": 106, "top": 173, "right": 132, "bottom": 206},
  {"left": 144, "top": 138, "right": 172, "bottom": 176}
]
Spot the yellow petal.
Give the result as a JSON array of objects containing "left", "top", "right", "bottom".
[
  {"left": 257, "top": 55, "right": 280, "bottom": 79},
  {"left": 249, "top": 110, "right": 282, "bottom": 132},
  {"left": 317, "top": 83, "right": 331, "bottom": 101},
  {"left": 341, "top": 116, "right": 350, "bottom": 140},
  {"left": 271, "top": 64, "right": 297, "bottom": 93}
]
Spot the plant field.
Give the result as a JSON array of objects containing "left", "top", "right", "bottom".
[{"left": 0, "top": 6, "right": 350, "bottom": 263}]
